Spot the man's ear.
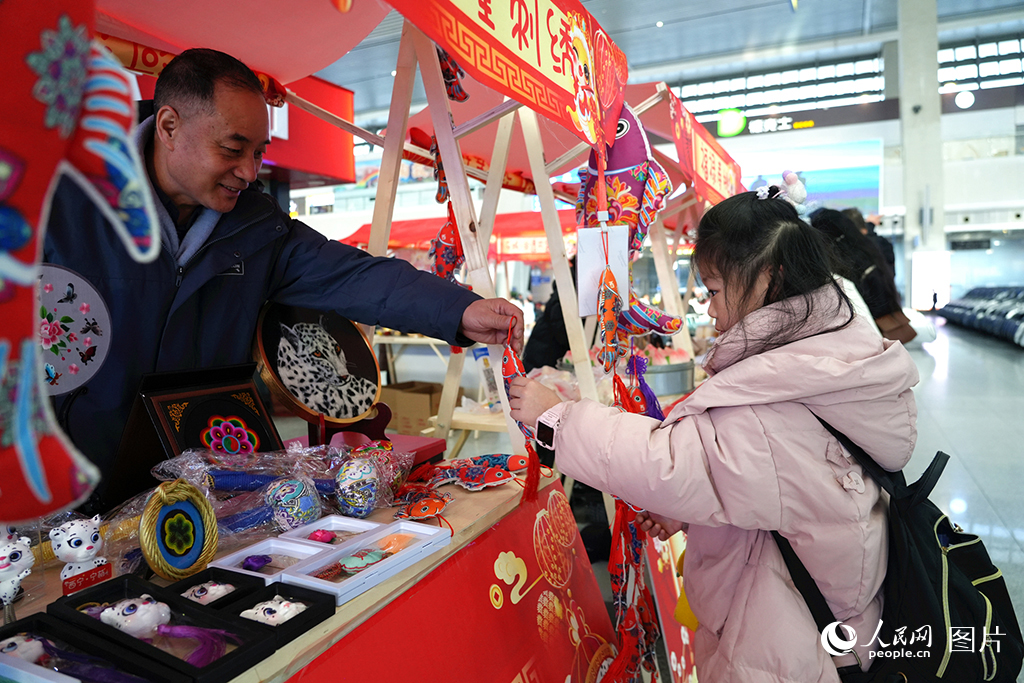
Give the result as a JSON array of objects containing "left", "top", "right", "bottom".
[{"left": 154, "top": 105, "right": 181, "bottom": 151}]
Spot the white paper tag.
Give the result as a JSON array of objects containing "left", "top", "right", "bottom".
[{"left": 577, "top": 225, "right": 630, "bottom": 317}]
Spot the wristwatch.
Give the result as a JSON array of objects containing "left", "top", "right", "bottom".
[{"left": 535, "top": 406, "right": 561, "bottom": 450}]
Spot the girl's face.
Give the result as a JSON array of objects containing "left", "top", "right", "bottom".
[{"left": 703, "top": 270, "right": 771, "bottom": 334}]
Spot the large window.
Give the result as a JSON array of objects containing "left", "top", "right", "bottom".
[
  {"left": 938, "top": 36, "right": 1023, "bottom": 93},
  {"left": 676, "top": 32, "right": 1024, "bottom": 123},
  {"left": 678, "top": 57, "right": 884, "bottom": 123}
]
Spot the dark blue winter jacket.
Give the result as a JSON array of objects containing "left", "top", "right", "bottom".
[{"left": 44, "top": 178, "right": 479, "bottom": 481}]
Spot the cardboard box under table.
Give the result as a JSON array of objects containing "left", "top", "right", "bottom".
[
  {"left": 47, "top": 575, "right": 274, "bottom": 683},
  {"left": 378, "top": 381, "right": 461, "bottom": 436}
]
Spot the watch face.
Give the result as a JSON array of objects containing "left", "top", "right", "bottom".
[{"left": 536, "top": 421, "right": 555, "bottom": 449}]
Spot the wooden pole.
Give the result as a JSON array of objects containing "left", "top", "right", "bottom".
[{"left": 411, "top": 27, "right": 525, "bottom": 455}]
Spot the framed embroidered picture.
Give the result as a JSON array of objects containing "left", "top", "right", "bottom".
[
  {"left": 253, "top": 303, "right": 381, "bottom": 426},
  {"left": 104, "top": 364, "right": 283, "bottom": 507}
]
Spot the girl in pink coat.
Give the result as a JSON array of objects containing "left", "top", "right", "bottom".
[{"left": 509, "top": 187, "right": 919, "bottom": 683}]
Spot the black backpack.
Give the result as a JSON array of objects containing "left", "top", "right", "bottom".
[{"left": 772, "top": 416, "right": 1023, "bottom": 682}]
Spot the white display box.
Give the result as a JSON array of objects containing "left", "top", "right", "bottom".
[
  {"left": 278, "top": 515, "right": 383, "bottom": 548},
  {"left": 281, "top": 521, "right": 451, "bottom": 605},
  {"left": 209, "top": 537, "right": 332, "bottom": 585}
]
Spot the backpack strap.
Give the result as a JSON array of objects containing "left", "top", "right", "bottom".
[{"left": 771, "top": 530, "right": 838, "bottom": 632}]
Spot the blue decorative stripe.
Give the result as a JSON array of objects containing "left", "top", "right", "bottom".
[
  {"left": 14, "top": 340, "right": 51, "bottom": 504},
  {"left": 84, "top": 94, "right": 132, "bottom": 117},
  {"left": 84, "top": 74, "right": 129, "bottom": 95}
]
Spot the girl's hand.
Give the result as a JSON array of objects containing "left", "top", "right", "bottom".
[
  {"left": 508, "top": 375, "right": 562, "bottom": 427},
  {"left": 636, "top": 510, "right": 687, "bottom": 542}
]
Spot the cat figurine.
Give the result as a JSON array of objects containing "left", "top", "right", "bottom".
[
  {"left": 49, "top": 515, "right": 107, "bottom": 581},
  {"left": 240, "top": 595, "right": 307, "bottom": 626},
  {"left": 99, "top": 595, "right": 171, "bottom": 639},
  {"left": 277, "top": 321, "right": 377, "bottom": 419},
  {"left": 0, "top": 536, "right": 34, "bottom": 605},
  {"left": 181, "top": 580, "right": 235, "bottom": 605}
]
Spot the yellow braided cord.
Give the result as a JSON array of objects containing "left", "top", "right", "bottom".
[{"left": 140, "top": 479, "right": 219, "bottom": 581}]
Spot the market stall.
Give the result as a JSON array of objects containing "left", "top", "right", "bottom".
[{"left": 0, "top": 0, "right": 639, "bottom": 681}]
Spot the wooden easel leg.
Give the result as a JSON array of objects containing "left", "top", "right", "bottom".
[
  {"left": 410, "top": 26, "right": 525, "bottom": 456},
  {"left": 650, "top": 215, "right": 694, "bottom": 358}
]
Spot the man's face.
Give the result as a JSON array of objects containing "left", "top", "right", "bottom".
[{"left": 163, "top": 82, "right": 269, "bottom": 214}]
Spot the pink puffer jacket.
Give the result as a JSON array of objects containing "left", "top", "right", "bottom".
[{"left": 552, "top": 286, "right": 919, "bottom": 683}]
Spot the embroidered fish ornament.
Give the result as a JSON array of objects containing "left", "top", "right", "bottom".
[
  {"left": 597, "top": 265, "right": 624, "bottom": 373},
  {"left": 576, "top": 105, "right": 672, "bottom": 254},
  {"left": 500, "top": 335, "right": 540, "bottom": 503}
]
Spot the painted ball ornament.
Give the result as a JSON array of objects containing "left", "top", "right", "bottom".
[
  {"left": 335, "top": 458, "right": 379, "bottom": 518},
  {"left": 264, "top": 478, "right": 321, "bottom": 531}
]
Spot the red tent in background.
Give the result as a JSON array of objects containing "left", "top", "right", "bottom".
[{"left": 342, "top": 210, "right": 578, "bottom": 263}]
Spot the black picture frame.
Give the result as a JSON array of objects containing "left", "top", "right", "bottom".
[{"left": 47, "top": 575, "right": 275, "bottom": 683}]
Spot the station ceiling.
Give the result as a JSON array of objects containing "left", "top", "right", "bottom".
[{"left": 315, "top": 0, "right": 1024, "bottom": 127}]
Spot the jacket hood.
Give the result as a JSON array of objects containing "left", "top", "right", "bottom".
[{"left": 673, "top": 285, "right": 919, "bottom": 470}]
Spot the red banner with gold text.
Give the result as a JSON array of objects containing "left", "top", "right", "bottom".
[
  {"left": 667, "top": 90, "right": 742, "bottom": 206},
  {"left": 389, "top": 0, "right": 627, "bottom": 151}
]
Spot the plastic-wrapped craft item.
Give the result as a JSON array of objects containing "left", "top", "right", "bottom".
[
  {"left": 151, "top": 446, "right": 343, "bottom": 491},
  {"left": 329, "top": 441, "right": 414, "bottom": 519},
  {"left": 217, "top": 476, "right": 323, "bottom": 536}
]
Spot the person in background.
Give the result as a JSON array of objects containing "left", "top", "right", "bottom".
[
  {"left": 844, "top": 207, "right": 896, "bottom": 280},
  {"left": 508, "top": 186, "right": 919, "bottom": 681},
  {"left": 811, "top": 209, "right": 916, "bottom": 345},
  {"left": 45, "top": 48, "right": 522, "bottom": 509}
]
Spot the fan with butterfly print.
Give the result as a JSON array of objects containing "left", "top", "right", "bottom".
[{"left": 36, "top": 264, "right": 112, "bottom": 396}]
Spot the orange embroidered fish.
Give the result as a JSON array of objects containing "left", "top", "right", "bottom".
[
  {"left": 501, "top": 331, "right": 540, "bottom": 504},
  {"left": 597, "top": 265, "right": 624, "bottom": 373}
]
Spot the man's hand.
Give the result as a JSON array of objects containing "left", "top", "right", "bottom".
[
  {"left": 459, "top": 298, "right": 525, "bottom": 353},
  {"left": 508, "top": 375, "right": 562, "bottom": 428}
]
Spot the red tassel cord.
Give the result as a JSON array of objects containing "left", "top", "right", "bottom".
[
  {"left": 605, "top": 500, "right": 660, "bottom": 682},
  {"left": 500, "top": 321, "right": 541, "bottom": 503}
]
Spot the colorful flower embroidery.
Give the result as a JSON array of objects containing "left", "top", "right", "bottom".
[
  {"left": 43, "top": 283, "right": 53, "bottom": 294},
  {"left": 38, "top": 306, "right": 75, "bottom": 355},
  {"left": 78, "top": 302, "right": 89, "bottom": 314},
  {"left": 163, "top": 512, "right": 195, "bottom": 556},
  {"left": 26, "top": 15, "right": 90, "bottom": 139},
  {"left": 39, "top": 320, "right": 62, "bottom": 349},
  {"left": 201, "top": 416, "right": 258, "bottom": 455},
  {"left": 584, "top": 176, "right": 640, "bottom": 227},
  {"left": 68, "top": 364, "right": 79, "bottom": 375}
]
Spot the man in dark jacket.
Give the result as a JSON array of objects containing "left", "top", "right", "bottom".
[{"left": 44, "top": 49, "right": 521, "bottom": 498}]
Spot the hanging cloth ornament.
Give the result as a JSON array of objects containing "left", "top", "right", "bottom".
[
  {"left": 0, "top": 23, "right": 162, "bottom": 521},
  {"left": 618, "top": 281, "right": 684, "bottom": 338},
  {"left": 605, "top": 500, "right": 661, "bottom": 683},
  {"left": 436, "top": 47, "right": 469, "bottom": 103},
  {"left": 427, "top": 201, "right": 466, "bottom": 355},
  {"left": 574, "top": 105, "right": 672, "bottom": 255},
  {"left": 429, "top": 136, "right": 449, "bottom": 204},
  {"left": 597, "top": 231, "right": 624, "bottom": 374},
  {"left": 500, "top": 322, "right": 541, "bottom": 504},
  {"left": 626, "top": 354, "right": 664, "bottom": 420}
]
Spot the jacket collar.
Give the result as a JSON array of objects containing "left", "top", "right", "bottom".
[{"left": 703, "top": 284, "right": 851, "bottom": 376}]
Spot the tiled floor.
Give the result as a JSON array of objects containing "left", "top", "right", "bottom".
[{"left": 904, "top": 317, "right": 1024, "bottom": 652}]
